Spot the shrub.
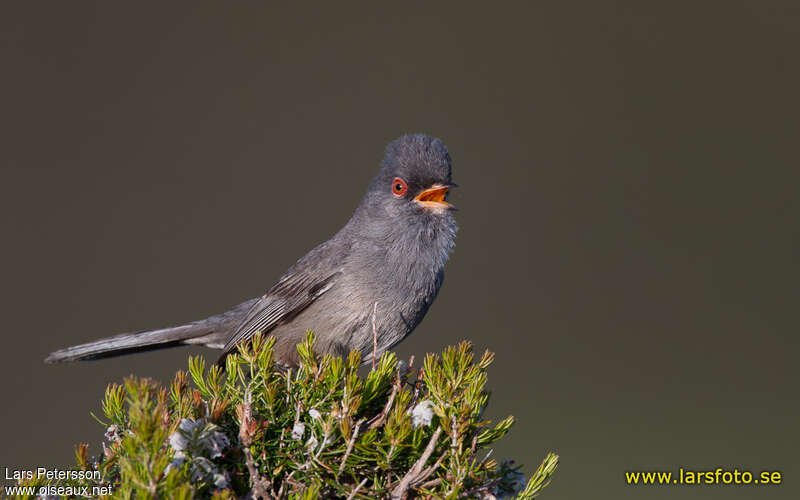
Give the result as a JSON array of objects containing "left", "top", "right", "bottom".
[{"left": 12, "top": 333, "right": 557, "bottom": 499}]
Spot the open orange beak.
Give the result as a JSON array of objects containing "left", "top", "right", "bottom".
[{"left": 414, "top": 183, "right": 457, "bottom": 210}]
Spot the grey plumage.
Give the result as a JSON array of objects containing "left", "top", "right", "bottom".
[{"left": 45, "top": 134, "right": 457, "bottom": 367}]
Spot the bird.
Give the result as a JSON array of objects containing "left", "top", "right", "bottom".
[{"left": 45, "top": 133, "right": 458, "bottom": 367}]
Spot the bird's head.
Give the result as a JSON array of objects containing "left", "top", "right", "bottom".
[{"left": 360, "top": 134, "right": 456, "bottom": 222}]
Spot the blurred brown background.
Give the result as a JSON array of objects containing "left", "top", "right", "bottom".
[{"left": 2, "top": 2, "right": 798, "bottom": 499}]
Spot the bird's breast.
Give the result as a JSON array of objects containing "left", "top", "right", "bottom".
[{"left": 336, "top": 219, "right": 455, "bottom": 359}]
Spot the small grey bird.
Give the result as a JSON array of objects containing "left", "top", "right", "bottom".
[{"left": 45, "top": 134, "right": 457, "bottom": 367}]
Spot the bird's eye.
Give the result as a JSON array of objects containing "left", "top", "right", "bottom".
[{"left": 391, "top": 177, "right": 408, "bottom": 197}]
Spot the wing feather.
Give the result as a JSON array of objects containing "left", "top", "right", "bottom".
[{"left": 220, "top": 244, "right": 343, "bottom": 357}]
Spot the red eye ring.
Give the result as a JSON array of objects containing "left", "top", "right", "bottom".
[{"left": 391, "top": 177, "right": 408, "bottom": 197}]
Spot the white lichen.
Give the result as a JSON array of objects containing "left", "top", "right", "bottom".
[
  {"left": 291, "top": 422, "right": 306, "bottom": 440},
  {"left": 411, "top": 400, "right": 434, "bottom": 428},
  {"left": 165, "top": 418, "right": 230, "bottom": 487},
  {"left": 104, "top": 424, "right": 120, "bottom": 443}
]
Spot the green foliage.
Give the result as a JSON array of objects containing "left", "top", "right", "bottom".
[{"left": 8, "top": 333, "right": 557, "bottom": 499}]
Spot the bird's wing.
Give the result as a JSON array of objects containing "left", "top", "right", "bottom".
[{"left": 221, "top": 245, "right": 344, "bottom": 357}]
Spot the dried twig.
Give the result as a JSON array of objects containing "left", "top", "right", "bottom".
[
  {"left": 409, "top": 450, "right": 447, "bottom": 495},
  {"left": 412, "top": 366, "right": 425, "bottom": 402},
  {"left": 242, "top": 437, "right": 272, "bottom": 499},
  {"left": 371, "top": 302, "right": 378, "bottom": 370},
  {"left": 390, "top": 426, "right": 443, "bottom": 499},
  {"left": 275, "top": 470, "right": 295, "bottom": 498},
  {"left": 239, "top": 391, "right": 273, "bottom": 499},
  {"left": 418, "top": 477, "right": 442, "bottom": 490},
  {"left": 368, "top": 377, "right": 400, "bottom": 430},
  {"left": 338, "top": 418, "right": 366, "bottom": 477},
  {"left": 460, "top": 477, "right": 502, "bottom": 498},
  {"left": 346, "top": 477, "right": 369, "bottom": 500}
]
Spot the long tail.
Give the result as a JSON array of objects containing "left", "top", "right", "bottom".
[{"left": 44, "top": 298, "right": 259, "bottom": 363}]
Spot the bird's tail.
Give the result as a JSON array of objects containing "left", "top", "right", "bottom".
[{"left": 44, "top": 298, "right": 259, "bottom": 363}]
